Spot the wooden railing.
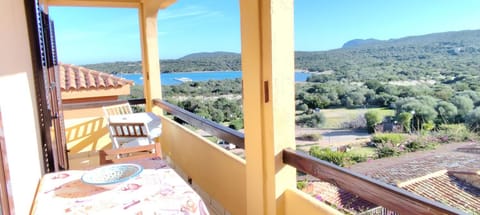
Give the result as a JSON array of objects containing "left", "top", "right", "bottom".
[
  {"left": 282, "top": 148, "right": 464, "bottom": 215},
  {"left": 62, "top": 98, "right": 146, "bottom": 110},
  {"left": 66, "top": 98, "right": 463, "bottom": 214},
  {"left": 153, "top": 99, "right": 245, "bottom": 149}
]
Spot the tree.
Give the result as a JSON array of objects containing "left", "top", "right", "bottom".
[
  {"left": 435, "top": 101, "right": 458, "bottom": 124},
  {"left": 451, "top": 95, "right": 474, "bottom": 121},
  {"left": 342, "top": 91, "right": 366, "bottom": 108},
  {"left": 365, "top": 111, "right": 382, "bottom": 133},
  {"left": 296, "top": 103, "right": 309, "bottom": 112},
  {"left": 365, "top": 80, "right": 382, "bottom": 92},
  {"left": 433, "top": 85, "right": 454, "bottom": 101},
  {"left": 296, "top": 112, "right": 326, "bottom": 128},
  {"left": 465, "top": 107, "right": 480, "bottom": 132},
  {"left": 395, "top": 98, "right": 437, "bottom": 131},
  {"left": 397, "top": 112, "right": 413, "bottom": 133}
]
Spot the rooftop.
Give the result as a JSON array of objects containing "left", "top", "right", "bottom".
[
  {"left": 58, "top": 63, "right": 133, "bottom": 91},
  {"left": 350, "top": 142, "right": 480, "bottom": 185},
  {"left": 302, "top": 142, "right": 480, "bottom": 214},
  {"left": 399, "top": 170, "right": 480, "bottom": 214}
]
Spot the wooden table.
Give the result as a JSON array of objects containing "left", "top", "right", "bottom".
[{"left": 30, "top": 159, "right": 209, "bottom": 214}]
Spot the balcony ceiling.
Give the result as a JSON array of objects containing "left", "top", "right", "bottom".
[{"left": 46, "top": 0, "right": 175, "bottom": 8}]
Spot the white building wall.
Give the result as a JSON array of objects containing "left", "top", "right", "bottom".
[{"left": 0, "top": 0, "right": 45, "bottom": 213}]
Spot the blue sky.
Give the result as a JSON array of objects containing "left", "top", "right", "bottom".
[{"left": 49, "top": 0, "right": 480, "bottom": 64}]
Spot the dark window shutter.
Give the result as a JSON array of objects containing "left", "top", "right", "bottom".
[{"left": 25, "top": 0, "right": 68, "bottom": 172}]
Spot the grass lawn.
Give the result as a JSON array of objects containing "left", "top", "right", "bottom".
[
  {"left": 348, "top": 145, "right": 377, "bottom": 158},
  {"left": 320, "top": 107, "right": 395, "bottom": 129}
]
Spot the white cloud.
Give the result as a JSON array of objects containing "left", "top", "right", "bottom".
[{"left": 158, "top": 5, "right": 221, "bottom": 21}]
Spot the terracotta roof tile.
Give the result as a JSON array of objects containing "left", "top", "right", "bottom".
[
  {"left": 399, "top": 171, "right": 480, "bottom": 214},
  {"left": 347, "top": 144, "right": 480, "bottom": 214},
  {"left": 58, "top": 63, "right": 134, "bottom": 91},
  {"left": 307, "top": 181, "right": 379, "bottom": 213}
]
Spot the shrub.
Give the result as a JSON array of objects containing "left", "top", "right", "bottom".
[
  {"left": 297, "top": 133, "right": 322, "bottom": 141},
  {"left": 371, "top": 133, "right": 407, "bottom": 146},
  {"left": 309, "top": 146, "right": 368, "bottom": 167},
  {"left": 365, "top": 111, "right": 382, "bottom": 133},
  {"left": 435, "top": 124, "right": 476, "bottom": 142},
  {"left": 309, "top": 146, "right": 346, "bottom": 166},
  {"left": 405, "top": 141, "right": 423, "bottom": 152},
  {"left": 377, "top": 146, "right": 400, "bottom": 158},
  {"left": 229, "top": 118, "right": 244, "bottom": 130},
  {"left": 296, "top": 112, "right": 326, "bottom": 128},
  {"left": 348, "top": 153, "right": 368, "bottom": 163}
]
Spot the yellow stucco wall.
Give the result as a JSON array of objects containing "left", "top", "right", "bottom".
[
  {"left": 159, "top": 116, "right": 247, "bottom": 215},
  {"left": 0, "top": 0, "right": 45, "bottom": 213},
  {"left": 284, "top": 189, "right": 343, "bottom": 215},
  {"left": 63, "top": 107, "right": 112, "bottom": 153},
  {"left": 63, "top": 105, "right": 114, "bottom": 169}
]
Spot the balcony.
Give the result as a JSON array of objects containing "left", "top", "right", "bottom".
[
  {"left": 1, "top": 0, "right": 474, "bottom": 214},
  {"left": 63, "top": 98, "right": 464, "bottom": 215}
]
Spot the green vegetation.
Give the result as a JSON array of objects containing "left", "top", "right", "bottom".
[
  {"left": 296, "top": 112, "right": 326, "bottom": 128},
  {"left": 365, "top": 110, "right": 383, "bottom": 133},
  {"left": 347, "top": 146, "right": 377, "bottom": 158},
  {"left": 371, "top": 133, "right": 407, "bottom": 146},
  {"left": 309, "top": 146, "right": 368, "bottom": 167},
  {"left": 119, "top": 29, "right": 480, "bottom": 139},
  {"left": 297, "top": 180, "right": 308, "bottom": 190}
]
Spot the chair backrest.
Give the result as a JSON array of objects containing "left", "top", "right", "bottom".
[
  {"left": 103, "top": 102, "right": 133, "bottom": 117},
  {"left": 108, "top": 122, "right": 149, "bottom": 138},
  {"left": 99, "top": 144, "right": 161, "bottom": 165}
]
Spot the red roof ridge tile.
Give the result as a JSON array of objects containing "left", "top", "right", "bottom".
[
  {"left": 397, "top": 169, "right": 448, "bottom": 187},
  {"left": 58, "top": 63, "right": 134, "bottom": 91}
]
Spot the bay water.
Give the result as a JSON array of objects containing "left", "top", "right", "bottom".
[{"left": 120, "top": 71, "right": 311, "bottom": 85}]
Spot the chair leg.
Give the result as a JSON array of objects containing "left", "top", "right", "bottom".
[{"left": 154, "top": 141, "right": 162, "bottom": 159}]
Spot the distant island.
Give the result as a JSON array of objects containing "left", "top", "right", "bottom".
[{"left": 83, "top": 29, "right": 480, "bottom": 82}]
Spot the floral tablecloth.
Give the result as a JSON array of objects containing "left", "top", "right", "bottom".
[{"left": 31, "top": 166, "right": 209, "bottom": 214}]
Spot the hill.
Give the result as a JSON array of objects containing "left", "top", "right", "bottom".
[
  {"left": 180, "top": 52, "right": 240, "bottom": 60},
  {"left": 83, "top": 29, "right": 480, "bottom": 82},
  {"left": 83, "top": 52, "right": 241, "bottom": 74},
  {"left": 342, "top": 38, "right": 381, "bottom": 48},
  {"left": 297, "top": 29, "right": 480, "bottom": 83}
]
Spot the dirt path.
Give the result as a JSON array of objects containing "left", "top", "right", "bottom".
[{"left": 296, "top": 128, "right": 371, "bottom": 150}]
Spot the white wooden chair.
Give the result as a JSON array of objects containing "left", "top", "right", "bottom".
[
  {"left": 103, "top": 103, "right": 159, "bottom": 151},
  {"left": 102, "top": 103, "right": 133, "bottom": 117},
  {"left": 107, "top": 122, "right": 153, "bottom": 149}
]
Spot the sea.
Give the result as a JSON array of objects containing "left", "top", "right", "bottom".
[{"left": 120, "top": 71, "right": 312, "bottom": 85}]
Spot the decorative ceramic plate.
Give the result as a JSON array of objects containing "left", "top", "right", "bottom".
[{"left": 81, "top": 164, "right": 143, "bottom": 188}]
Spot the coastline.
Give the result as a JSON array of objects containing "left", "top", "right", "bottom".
[{"left": 120, "top": 69, "right": 313, "bottom": 75}]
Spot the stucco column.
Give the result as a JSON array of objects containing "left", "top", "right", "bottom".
[
  {"left": 240, "top": 0, "right": 296, "bottom": 214},
  {"left": 138, "top": 0, "right": 175, "bottom": 114}
]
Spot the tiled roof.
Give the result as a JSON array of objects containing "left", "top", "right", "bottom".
[
  {"left": 352, "top": 149, "right": 480, "bottom": 185},
  {"left": 58, "top": 64, "right": 134, "bottom": 91},
  {"left": 347, "top": 144, "right": 480, "bottom": 214},
  {"left": 304, "top": 181, "right": 378, "bottom": 213},
  {"left": 399, "top": 170, "right": 480, "bottom": 214},
  {"left": 301, "top": 143, "right": 480, "bottom": 214}
]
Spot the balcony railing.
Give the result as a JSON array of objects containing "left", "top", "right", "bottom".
[
  {"left": 282, "top": 149, "right": 463, "bottom": 214},
  {"left": 153, "top": 99, "right": 245, "bottom": 149},
  {"left": 65, "top": 98, "right": 465, "bottom": 214},
  {"left": 148, "top": 98, "right": 463, "bottom": 214}
]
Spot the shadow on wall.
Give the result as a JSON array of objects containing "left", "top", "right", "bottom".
[{"left": 65, "top": 117, "right": 112, "bottom": 153}]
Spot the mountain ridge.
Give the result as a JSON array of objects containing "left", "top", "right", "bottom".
[{"left": 83, "top": 29, "right": 480, "bottom": 77}]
